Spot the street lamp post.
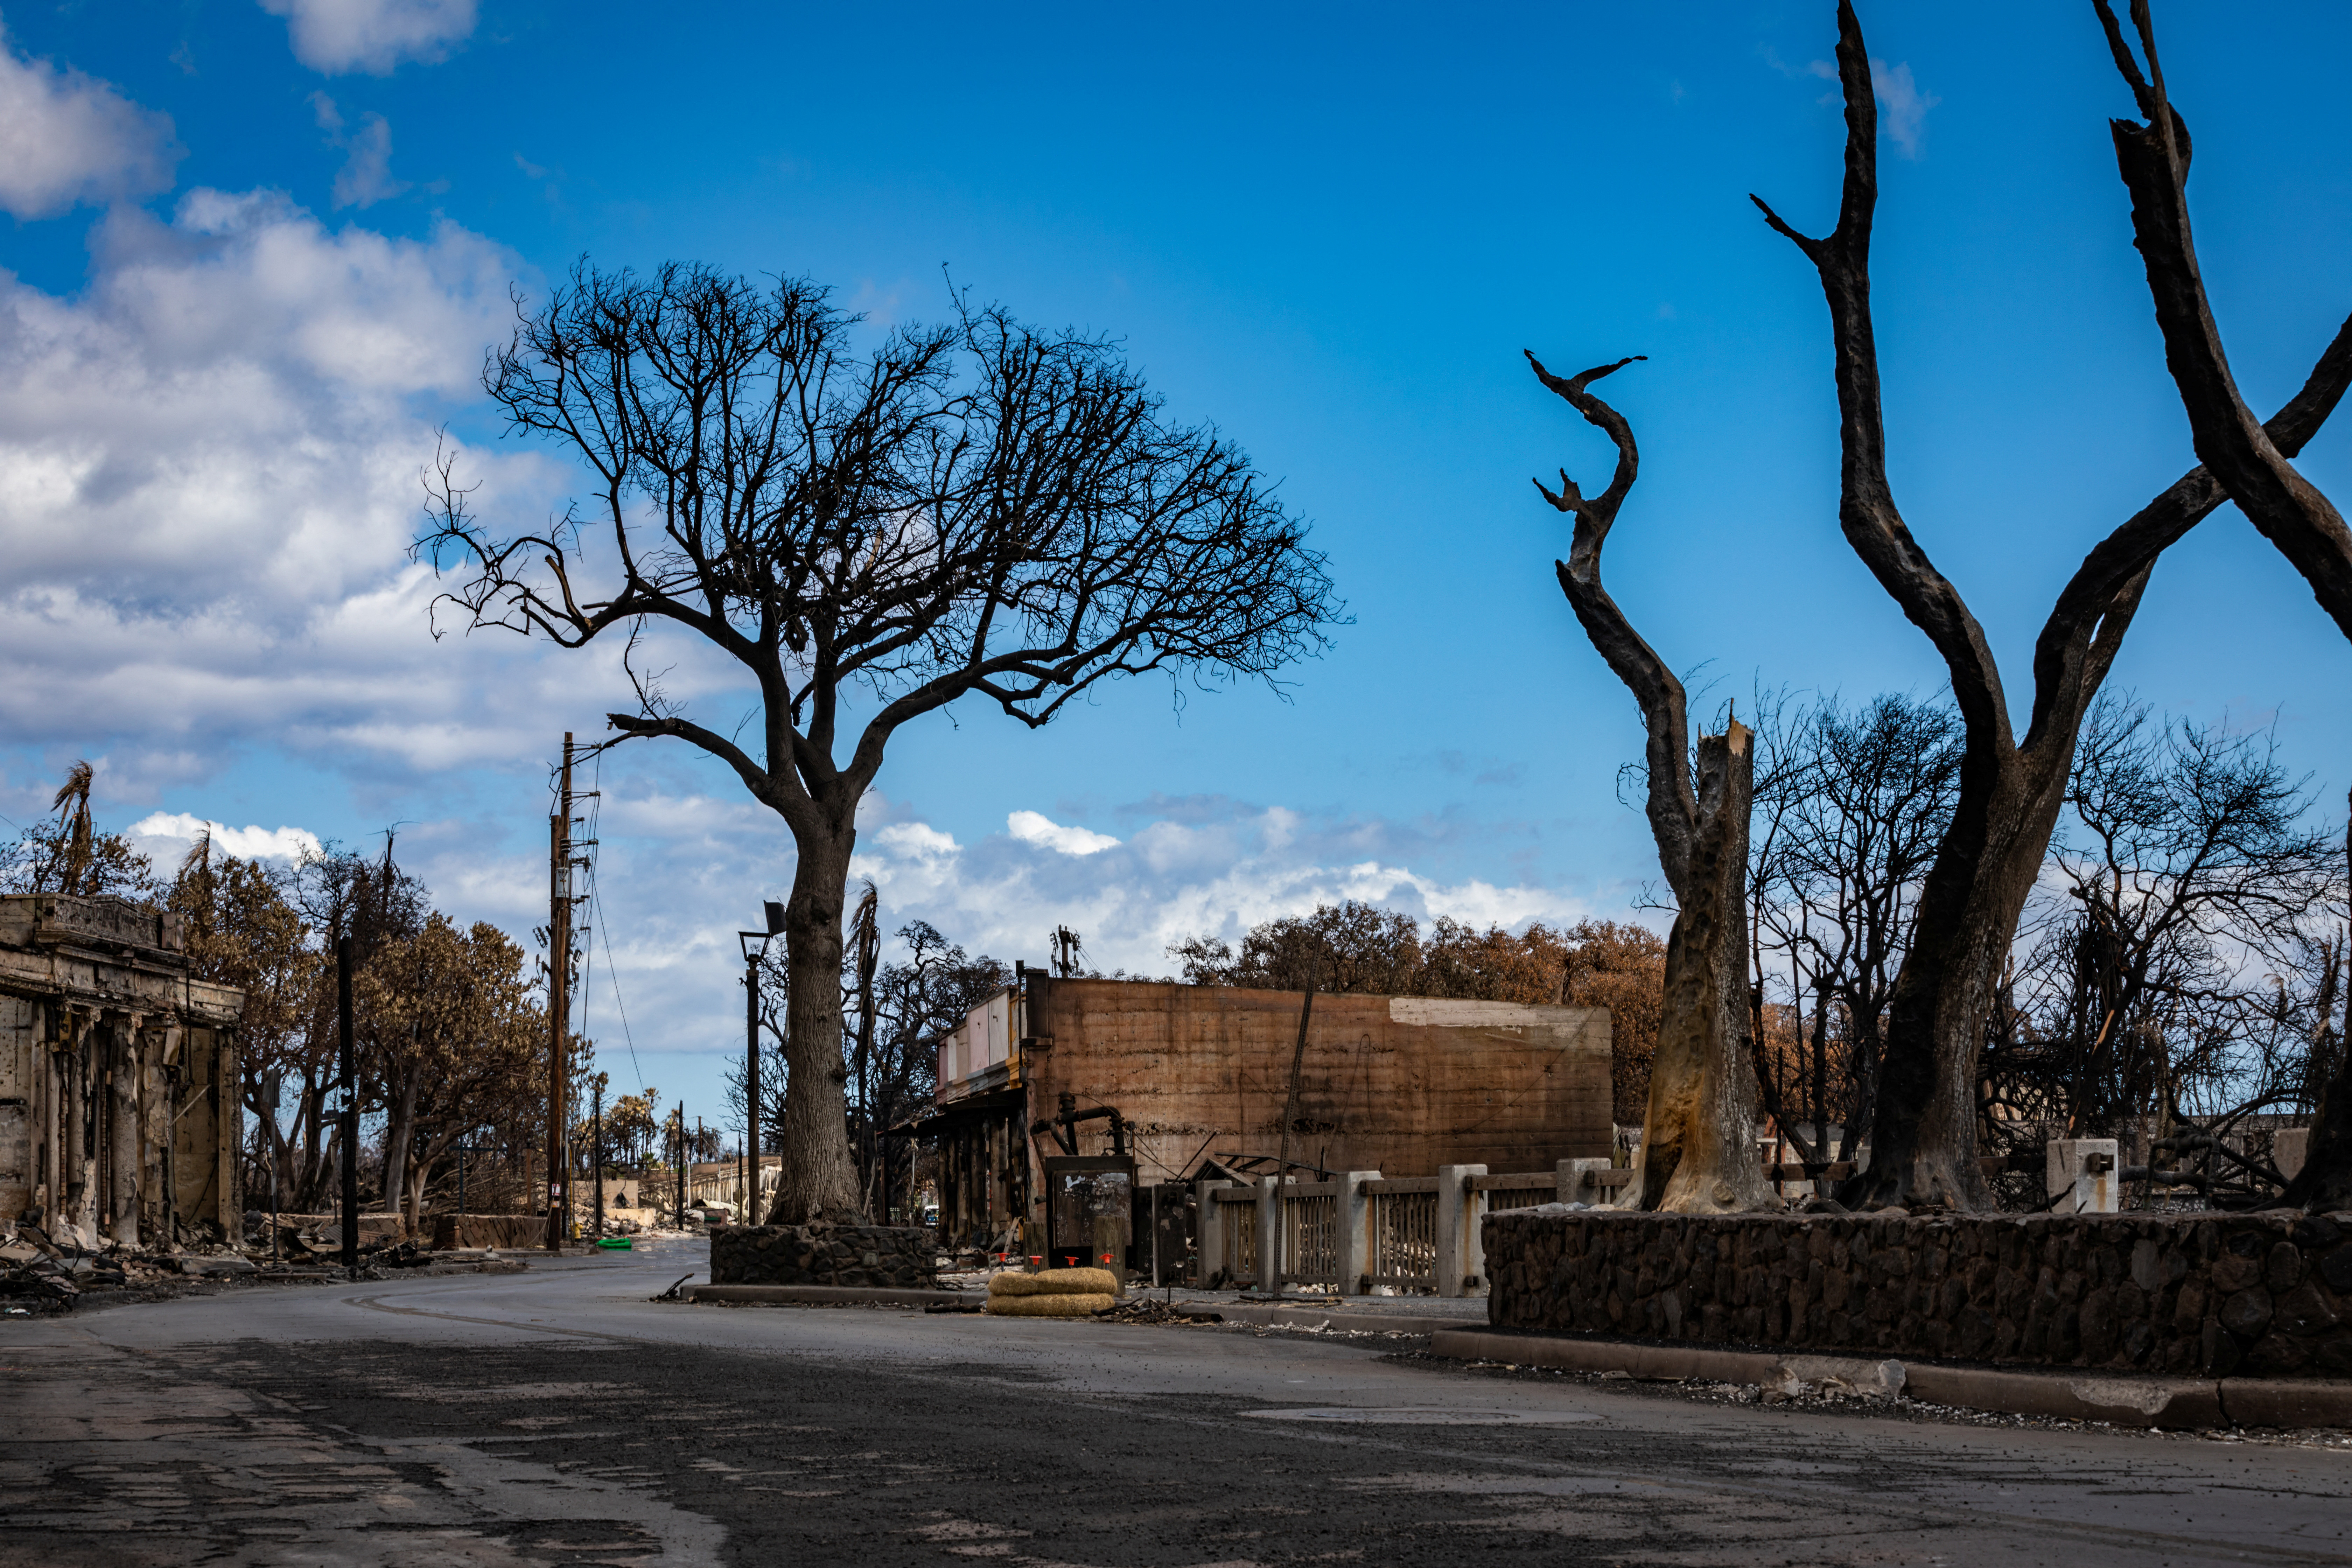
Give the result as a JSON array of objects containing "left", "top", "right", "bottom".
[{"left": 738, "top": 902, "right": 784, "bottom": 1228}]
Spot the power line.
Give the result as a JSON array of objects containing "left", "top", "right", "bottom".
[{"left": 581, "top": 747, "right": 644, "bottom": 1094}]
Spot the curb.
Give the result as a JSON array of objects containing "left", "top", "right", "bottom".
[
  {"left": 689, "top": 1284, "right": 983, "bottom": 1307},
  {"left": 1428, "top": 1329, "right": 2352, "bottom": 1430}
]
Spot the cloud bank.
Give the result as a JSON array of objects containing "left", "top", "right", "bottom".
[
  {"left": 0, "top": 184, "right": 610, "bottom": 789},
  {"left": 128, "top": 812, "right": 322, "bottom": 864}
]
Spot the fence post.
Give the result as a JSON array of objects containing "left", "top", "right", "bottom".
[
  {"left": 1256, "top": 1177, "right": 1282, "bottom": 1290},
  {"left": 1196, "top": 1178, "right": 1231, "bottom": 1286},
  {"left": 1560, "top": 1157, "right": 1616, "bottom": 1208},
  {"left": 2045, "top": 1139, "right": 2120, "bottom": 1214},
  {"left": 1436, "top": 1164, "right": 1486, "bottom": 1297},
  {"left": 1336, "top": 1170, "right": 1381, "bottom": 1295}
]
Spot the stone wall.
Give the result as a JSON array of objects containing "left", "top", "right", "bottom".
[
  {"left": 1483, "top": 1208, "right": 2352, "bottom": 1379},
  {"left": 710, "top": 1223, "right": 939, "bottom": 1289}
]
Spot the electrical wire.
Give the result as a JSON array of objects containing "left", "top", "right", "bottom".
[{"left": 581, "top": 746, "right": 645, "bottom": 1094}]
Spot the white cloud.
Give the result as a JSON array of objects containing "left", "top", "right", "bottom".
[
  {"left": 0, "top": 27, "right": 180, "bottom": 218},
  {"left": 1768, "top": 47, "right": 1938, "bottom": 161},
  {"left": 0, "top": 185, "right": 628, "bottom": 784},
  {"left": 312, "top": 94, "right": 408, "bottom": 209},
  {"left": 259, "top": 0, "right": 477, "bottom": 76},
  {"left": 126, "top": 811, "right": 322, "bottom": 863},
  {"left": 1007, "top": 809, "right": 1119, "bottom": 856},
  {"left": 1870, "top": 58, "right": 1939, "bottom": 161}
]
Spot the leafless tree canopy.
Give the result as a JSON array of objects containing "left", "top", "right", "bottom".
[
  {"left": 1749, "top": 691, "right": 1963, "bottom": 1170},
  {"left": 425, "top": 263, "right": 1337, "bottom": 792},
  {"left": 1978, "top": 700, "right": 2336, "bottom": 1172},
  {"left": 421, "top": 260, "right": 1340, "bottom": 1222}
]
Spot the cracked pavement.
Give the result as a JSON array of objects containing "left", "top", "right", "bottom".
[{"left": 3, "top": 1238, "right": 2347, "bottom": 1565}]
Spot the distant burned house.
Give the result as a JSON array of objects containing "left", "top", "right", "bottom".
[
  {"left": 0, "top": 894, "right": 246, "bottom": 1247},
  {"left": 918, "top": 974, "right": 1609, "bottom": 1256}
]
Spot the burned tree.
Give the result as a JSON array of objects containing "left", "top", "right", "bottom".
[
  {"left": 1748, "top": 2, "right": 2352, "bottom": 1208},
  {"left": 2095, "top": 0, "right": 2352, "bottom": 1210},
  {"left": 1527, "top": 356, "right": 1770, "bottom": 1213},
  {"left": 423, "top": 263, "right": 1338, "bottom": 1223}
]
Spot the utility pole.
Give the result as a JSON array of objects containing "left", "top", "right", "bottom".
[
  {"left": 746, "top": 941, "right": 757, "bottom": 1225},
  {"left": 737, "top": 902, "right": 781, "bottom": 1228},
  {"left": 591, "top": 1080, "right": 605, "bottom": 1238},
  {"left": 546, "top": 732, "right": 574, "bottom": 1253},
  {"left": 337, "top": 934, "right": 358, "bottom": 1275}
]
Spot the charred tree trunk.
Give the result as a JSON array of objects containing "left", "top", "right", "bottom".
[
  {"left": 1528, "top": 354, "right": 1772, "bottom": 1214},
  {"left": 763, "top": 821, "right": 863, "bottom": 1225},
  {"left": 1639, "top": 723, "right": 1771, "bottom": 1210},
  {"left": 382, "top": 1071, "right": 421, "bottom": 1221},
  {"left": 2094, "top": 0, "right": 2352, "bottom": 1210},
  {"left": 1748, "top": 1, "right": 2352, "bottom": 1210}
]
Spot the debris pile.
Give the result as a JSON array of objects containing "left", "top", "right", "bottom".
[
  {"left": 1091, "top": 1296, "right": 1224, "bottom": 1325},
  {"left": 0, "top": 1224, "right": 201, "bottom": 1313}
]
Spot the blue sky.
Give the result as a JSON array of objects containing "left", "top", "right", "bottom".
[{"left": 3, "top": 1, "right": 2349, "bottom": 1122}]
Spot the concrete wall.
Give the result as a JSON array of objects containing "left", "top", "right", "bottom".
[
  {"left": 1021, "top": 980, "right": 1612, "bottom": 1189},
  {"left": 1484, "top": 1208, "right": 2352, "bottom": 1379}
]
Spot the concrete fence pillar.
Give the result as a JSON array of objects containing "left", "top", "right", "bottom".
[
  {"left": 2045, "top": 1139, "right": 2120, "bottom": 1214},
  {"left": 1558, "top": 1157, "right": 1619, "bottom": 1208},
  {"left": 1436, "top": 1164, "right": 1487, "bottom": 1298},
  {"left": 1196, "top": 1178, "right": 1232, "bottom": 1286},
  {"left": 1336, "top": 1170, "right": 1381, "bottom": 1295},
  {"left": 1256, "top": 1178, "right": 1281, "bottom": 1289}
]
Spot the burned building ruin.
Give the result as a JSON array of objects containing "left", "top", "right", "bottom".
[
  {"left": 0, "top": 894, "right": 246, "bottom": 1247},
  {"left": 918, "top": 974, "right": 1611, "bottom": 1264}
]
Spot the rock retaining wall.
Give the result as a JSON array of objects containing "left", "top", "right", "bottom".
[
  {"left": 1483, "top": 1208, "right": 2352, "bottom": 1378},
  {"left": 710, "top": 1223, "right": 939, "bottom": 1289}
]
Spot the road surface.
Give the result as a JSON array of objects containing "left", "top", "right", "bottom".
[{"left": 2, "top": 1238, "right": 2346, "bottom": 1566}]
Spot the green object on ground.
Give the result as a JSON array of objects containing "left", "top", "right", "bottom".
[{"left": 595, "top": 1237, "right": 633, "bottom": 1251}]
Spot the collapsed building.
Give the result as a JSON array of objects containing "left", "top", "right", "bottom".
[
  {"left": 916, "top": 973, "right": 1610, "bottom": 1267},
  {"left": 0, "top": 894, "right": 246, "bottom": 1248}
]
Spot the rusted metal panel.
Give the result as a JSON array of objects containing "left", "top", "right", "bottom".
[{"left": 1020, "top": 979, "right": 1610, "bottom": 1188}]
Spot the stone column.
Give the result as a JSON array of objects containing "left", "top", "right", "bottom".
[
  {"left": 1436, "top": 1164, "right": 1486, "bottom": 1298},
  {"left": 107, "top": 1017, "right": 140, "bottom": 1247},
  {"left": 1336, "top": 1170, "right": 1380, "bottom": 1295}
]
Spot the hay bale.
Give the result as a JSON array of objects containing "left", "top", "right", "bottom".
[
  {"left": 984, "top": 1292, "right": 1118, "bottom": 1317},
  {"left": 987, "top": 1267, "right": 1120, "bottom": 1297}
]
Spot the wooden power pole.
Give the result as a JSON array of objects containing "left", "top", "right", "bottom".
[{"left": 545, "top": 733, "right": 575, "bottom": 1252}]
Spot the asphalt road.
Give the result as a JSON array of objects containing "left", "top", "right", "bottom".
[{"left": 3, "top": 1239, "right": 2347, "bottom": 1566}]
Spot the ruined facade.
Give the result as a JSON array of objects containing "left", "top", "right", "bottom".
[
  {"left": 921, "top": 975, "right": 1611, "bottom": 1252},
  {"left": 0, "top": 895, "right": 245, "bottom": 1247}
]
